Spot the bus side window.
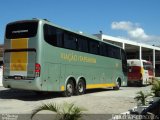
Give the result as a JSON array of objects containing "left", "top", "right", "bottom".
[
  {"left": 99, "top": 43, "right": 107, "bottom": 57},
  {"left": 107, "top": 45, "right": 120, "bottom": 59},
  {"left": 143, "top": 62, "right": 147, "bottom": 70},
  {"left": 89, "top": 41, "right": 99, "bottom": 55},
  {"left": 121, "top": 49, "right": 127, "bottom": 75},
  {"left": 107, "top": 45, "right": 113, "bottom": 58},
  {"left": 113, "top": 47, "right": 120, "bottom": 59},
  {"left": 64, "top": 32, "right": 77, "bottom": 50},
  {"left": 44, "top": 24, "right": 57, "bottom": 46},
  {"left": 43, "top": 24, "right": 63, "bottom": 47},
  {"left": 77, "top": 37, "right": 88, "bottom": 53},
  {"left": 56, "top": 29, "right": 63, "bottom": 47}
]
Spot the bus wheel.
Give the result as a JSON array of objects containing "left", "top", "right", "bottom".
[
  {"left": 137, "top": 80, "right": 143, "bottom": 87},
  {"left": 76, "top": 79, "right": 86, "bottom": 95},
  {"left": 63, "top": 80, "right": 74, "bottom": 97},
  {"left": 113, "top": 79, "right": 121, "bottom": 90}
]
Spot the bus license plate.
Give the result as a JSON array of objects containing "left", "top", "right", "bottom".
[{"left": 14, "top": 76, "right": 22, "bottom": 80}]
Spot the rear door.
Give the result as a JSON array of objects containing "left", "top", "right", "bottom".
[{"left": 4, "top": 49, "right": 36, "bottom": 79}]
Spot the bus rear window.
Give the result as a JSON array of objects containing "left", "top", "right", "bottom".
[
  {"left": 128, "top": 66, "right": 141, "bottom": 73},
  {"left": 5, "top": 21, "right": 38, "bottom": 39}
]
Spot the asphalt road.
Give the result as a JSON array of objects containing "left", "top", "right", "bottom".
[{"left": 0, "top": 85, "right": 152, "bottom": 120}]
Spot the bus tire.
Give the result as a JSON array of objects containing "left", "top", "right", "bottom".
[
  {"left": 113, "top": 79, "right": 121, "bottom": 90},
  {"left": 76, "top": 79, "right": 86, "bottom": 95},
  {"left": 63, "top": 80, "right": 74, "bottom": 97},
  {"left": 137, "top": 80, "right": 143, "bottom": 87}
]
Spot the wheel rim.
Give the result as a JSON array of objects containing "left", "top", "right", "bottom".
[
  {"left": 67, "top": 83, "right": 73, "bottom": 94},
  {"left": 78, "top": 82, "right": 83, "bottom": 93},
  {"left": 117, "top": 80, "right": 121, "bottom": 88}
]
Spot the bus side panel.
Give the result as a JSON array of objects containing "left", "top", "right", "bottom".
[
  {"left": 43, "top": 63, "right": 60, "bottom": 91},
  {"left": 64, "top": 64, "right": 100, "bottom": 84},
  {"left": 63, "top": 59, "right": 120, "bottom": 89}
]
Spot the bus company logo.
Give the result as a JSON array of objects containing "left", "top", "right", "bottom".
[
  {"left": 2, "top": 114, "right": 18, "bottom": 120},
  {"left": 60, "top": 53, "right": 96, "bottom": 64},
  {"left": 12, "top": 30, "right": 28, "bottom": 34}
]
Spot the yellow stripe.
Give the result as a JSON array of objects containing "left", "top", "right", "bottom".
[
  {"left": 141, "top": 67, "right": 144, "bottom": 74},
  {"left": 10, "top": 38, "right": 28, "bottom": 71},
  {"left": 86, "top": 83, "right": 116, "bottom": 89},
  {"left": 60, "top": 85, "right": 65, "bottom": 91},
  {"left": 61, "top": 83, "right": 115, "bottom": 91}
]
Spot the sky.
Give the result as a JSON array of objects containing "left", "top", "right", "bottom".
[{"left": 0, "top": 0, "right": 160, "bottom": 45}]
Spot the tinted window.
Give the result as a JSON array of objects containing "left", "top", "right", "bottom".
[
  {"left": 108, "top": 45, "right": 120, "bottom": 59},
  {"left": 113, "top": 47, "right": 120, "bottom": 59},
  {"left": 143, "top": 62, "right": 153, "bottom": 70},
  {"left": 44, "top": 24, "right": 63, "bottom": 47},
  {"left": 121, "top": 49, "right": 127, "bottom": 75},
  {"left": 107, "top": 45, "right": 113, "bottom": 57},
  {"left": 6, "top": 21, "right": 38, "bottom": 39},
  {"left": 64, "top": 33, "right": 77, "bottom": 50},
  {"left": 43, "top": 24, "right": 122, "bottom": 60},
  {"left": 99, "top": 43, "right": 108, "bottom": 57},
  {"left": 77, "top": 37, "right": 88, "bottom": 52},
  {"left": 89, "top": 41, "right": 99, "bottom": 55}
]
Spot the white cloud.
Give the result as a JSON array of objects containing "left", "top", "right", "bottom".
[
  {"left": 111, "top": 21, "right": 160, "bottom": 45},
  {"left": 111, "top": 21, "right": 133, "bottom": 31},
  {"left": 128, "top": 28, "right": 149, "bottom": 40}
]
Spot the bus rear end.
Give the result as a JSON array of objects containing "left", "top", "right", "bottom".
[
  {"left": 127, "top": 59, "right": 153, "bottom": 86},
  {"left": 3, "top": 20, "right": 41, "bottom": 91},
  {"left": 128, "top": 65, "right": 143, "bottom": 86}
]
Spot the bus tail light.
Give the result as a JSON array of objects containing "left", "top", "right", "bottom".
[
  {"left": 35, "top": 63, "right": 41, "bottom": 77},
  {"left": 140, "top": 73, "right": 142, "bottom": 80}
]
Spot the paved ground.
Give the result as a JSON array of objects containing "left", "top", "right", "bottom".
[{"left": 0, "top": 85, "right": 152, "bottom": 120}]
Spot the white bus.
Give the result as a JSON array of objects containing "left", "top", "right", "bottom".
[{"left": 127, "top": 59, "right": 153, "bottom": 86}]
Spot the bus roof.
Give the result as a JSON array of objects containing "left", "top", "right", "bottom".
[
  {"left": 39, "top": 19, "right": 122, "bottom": 48},
  {"left": 30, "top": 18, "right": 122, "bottom": 49},
  {"left": 6, "top": 18, "right": 122, "bottom": 49}
]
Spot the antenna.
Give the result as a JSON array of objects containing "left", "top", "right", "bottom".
[{"left": 99, "top": 30, "right": 103, "bottom": 34}]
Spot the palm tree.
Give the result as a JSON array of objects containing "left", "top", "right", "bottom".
[
  {"left": 31, "top": 102, "right": 86, "bottom": 120},
  {"left": 152, "top": 79, "right": 160, "bottom": 97},
  {"left": 134, "top": 91, "right": 152, "bottom": 106}
]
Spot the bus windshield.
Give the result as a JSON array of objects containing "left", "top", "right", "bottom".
[
  {"left": 143, "top": 62, "right": 153, "bottom": 70},
  {"left": 5, "top": 21, "right": 38, "bottom": 39}
]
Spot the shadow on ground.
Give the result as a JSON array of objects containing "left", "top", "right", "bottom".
[
  {"left": 0, "top": 87, "right": 119, "bottom": 101},
  {"left": 0, "top": 89, "right": 63, "bottom": 101},
  {"left": 85, "top": 88, "right": 116, "bottom": 94}
]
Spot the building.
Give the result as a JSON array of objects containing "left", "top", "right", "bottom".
[
  {"left": 95, "top": 34, "right": 160, "bottom": 77},
  {"left": 0, "top": 44, "right": 3, "bottom": 62},
  {"left": 0, "top": 44, "right": 3, "bottom": 86}
]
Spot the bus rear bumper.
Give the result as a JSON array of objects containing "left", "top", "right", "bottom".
[
  {"left": 2, "top": 78, "right": 42, "bottom": 91},
  {"left": 127, "top": 79, "right": 142, "bottom": 86}
]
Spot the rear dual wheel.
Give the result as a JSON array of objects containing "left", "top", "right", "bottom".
[
  {"left": 63, "top": 80, "right": 74, "bottom": 97},
  {"left": 76, "top": 80, "right": 86, "bottom": 95},
  {"left": 63, "top": 79, "right": 86, "bottom": 97}
]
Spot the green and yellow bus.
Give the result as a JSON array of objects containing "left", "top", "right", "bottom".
[{"left": 3, "top": 19, "right": 127, "bottom": 96}]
